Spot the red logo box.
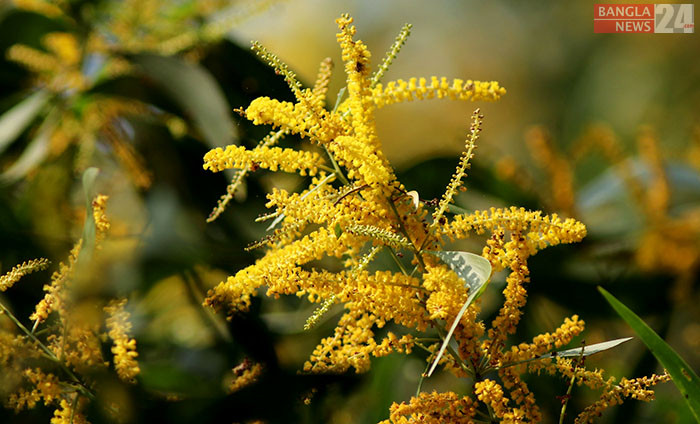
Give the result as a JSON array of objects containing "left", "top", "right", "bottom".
[{"left": 594, "top": 4, "right": 654, "bottom": 33}]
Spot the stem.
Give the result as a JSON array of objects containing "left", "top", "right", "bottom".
[
  {"left": 323, "top": 146, "right": 349, "bottom": 185},
  {"left": 70, "top": 392, "right": 79, "bottom": 424},
  {"left": 318, "top": 164, "right": 336, "bottom": 174},
  {"left": 434, "top": 323, "right": 472, "bottom": 377},
  {"left": 486, "top": 403, "right": 497, "bottom": 422},
  {"left": 387, "top": 247, "right": 409, "bottom": 276},
  {"left": 387, "top": 197, "right": 426, "bottom": 271},
  {"left": 559, "top": 345, "right": 586, "bottom": 424},
  {"left": 380, "top": 282, "right": 426, "bottom": 292},
  {"left": 415, "top": 360, "right": 431, "bottom": 397},
  {"left": 0, "top": 301, "right": 96, "bottom": 401},
  {"left": 331, "top": 87, "right": 347, "bottom": 112}
]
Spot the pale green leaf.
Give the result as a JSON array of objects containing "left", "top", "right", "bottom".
[
  {"left": 0, "top": 90, "right": 50, "bottom": 154},
  {"left": 538, "top": 337, "right": 633, "bottom": 359},
  {"left": 132, "top": 54, "right": 236, "bottom": 150},
  {"left": 1, "top": 108, "right": 57, "bottom": 182},
  {"left": 426, "top": 250, "right": 492, "bottom": 377}
]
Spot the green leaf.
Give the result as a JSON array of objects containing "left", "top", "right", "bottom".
[
  {"left": 426, "top": 250, "right": 492, "bottom": 377},
  {"left": 599, "top": 286, "right": 700, "bottom": 421},
  {"left": 0, "top": 90, "right": 50, "bottom": 154},
  {"left": 431, "top": 251, "right": 492, "bottom": 304},
  {"left": 132, "top": 54, "right": 236, "bottom": 150},
  {"left": 1, "top": 107, "right": 56, "bottom": 182},
  {"left": 538, "top": 337, "right": 633, "bottom": 359}
]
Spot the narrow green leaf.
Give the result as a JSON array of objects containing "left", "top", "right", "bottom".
[
  {"left": 0, "top": 90, "right": 50, "bottom": 154},
  {"left": 538, "top": 337, "right": 633, "bottom": 359},
  {"left": 599, "top": 286, "right": 700, "bottom": 421},
  {"left": 426, "top": 251, "right": 492, "bottom": 377},
  {"left": 132, "top": 54, "right": 236, "bottom": 150},
  {"left": 1, "top": 108, "right": 57, "bottom": 182}
]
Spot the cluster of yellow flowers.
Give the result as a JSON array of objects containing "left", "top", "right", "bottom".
[
  {"left": 0, "top": 192, "right": 139, "bottom": 420},
  {"left": 203, "top": 14, "right": 669, "bottom": 423}
]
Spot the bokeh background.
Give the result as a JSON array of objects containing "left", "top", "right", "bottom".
[{"left": 1, "top": 0, "right": 698, "bottom": 423}]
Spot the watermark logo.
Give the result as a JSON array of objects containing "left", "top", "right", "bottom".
[{"left": 594, "top": 4, "right": 694, "bottom": 33}]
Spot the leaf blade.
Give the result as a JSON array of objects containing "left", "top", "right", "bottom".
[
  {"left": 599, "top": 286, "right": 700, "bottom": 421},
  {"left": 0, "top": 90, "right": 51, "bottom": 154},
  {"left": 132, "top": 54, "right": 236, "bottom": 150},
  {"left": 426, "top": 251, "right": 492, "bottom": 377},
  {"left": 539, "top": 337, "right": 633, "bottom": 359}
]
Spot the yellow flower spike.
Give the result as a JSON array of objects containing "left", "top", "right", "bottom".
[
  {"left": 341, "top": 270, "right": 427, "bottom": 330},
  {"left": 432, "top": 108, "right": 482, "bottom": 227},
  {"left": 575, "top": 372, "right": 671, "bottom": 424},
  {"left": 203, "top": 144, "right": 324, "bottom": 176},
  {"left": 30, "top": 240, "right": 82, "bottom": 323},
  {"left": 441, "top": 206, "right": 586, "bottom": 270},
  {"left": 208, "top": 128, "right": 290, "bottom": 223},
  {"left": 483, "top": 231, "right": 531, "bottom": 356},
  {"left": 6, "top": 44, "right": 59, "bottom": 73},
  {"left": 304, "top": 309, "right": 378, "bottom": 374},
  {"left": 501, "top": 315, "right": 586, "bottom": 369},
  {"left": 373, "top": 332, "right": 415, "bottom": 357},
  {"left": 0, "top": 258, "right": 50, "bottom": 292},
  {"left": 104, "top": 299, "right": 140, "bottom": 383},
  {"left": 372, "top": 77, "right": 506, "bottom": 108},
  {"left": 312, "top": 57, "right": 334, "bottom": 109},
  {"left": 206, "top": 226, "right": 348, "bottom": 313},
  {"left": 7, "top": 369, "right": 62, "bottom": 412},
  {"left": 92, "top": 194, "right": 110, "bottom": 246},
  {"left": 328, "top": 135, "right": 393, "bottom": 187},
  {"left": 251, "top": 40, "right": 305, "bottom": 102},
  {"left": 336, "top": 13, "right": 387, "bottom": 158},
  {"left": 43, "top": 32, "right": 81, "bottom": 66},
  {"left": 498, "top": 369, "right": 541, "bottom": 422},
  {"left": 304, "top": 245, "right": 381, "bottom": 330},
  {"left": 243, "top": 96, "right": 346, "bottom": 144},
  {"left": 371, "top": 23, "right": 412, "bottom": 88},
  {"left": 12, "top": 0, "right": 65, "bottom": 17},
  {"left": 345, "top": 224, "right": 410, "bottom": 249}
]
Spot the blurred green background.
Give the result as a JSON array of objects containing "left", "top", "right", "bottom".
[{"left": 0, "top": 0, "right": 698, "bottom": 423}]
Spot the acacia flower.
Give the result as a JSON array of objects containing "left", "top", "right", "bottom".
[
  {"left": 105, "top": 298, "right": 140, "bottom": 383},
  {"left": 0, "top": 258, "right": 50, "bottom": 292}
]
